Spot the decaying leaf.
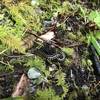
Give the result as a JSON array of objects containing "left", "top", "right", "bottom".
[
  {"left": 38, "top": 31, "right": 55, "bottom": 42},
  {"left": 12, "top": 74, "right": 29, "bottom": 97}
]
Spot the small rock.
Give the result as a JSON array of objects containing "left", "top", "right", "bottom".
[{"left": 28, "top": 68, "right": 41, "bottom": 79}]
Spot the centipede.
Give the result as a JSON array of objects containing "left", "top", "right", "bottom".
[{"left": 47, "top": 51, "right": 66, "bottom": 62}]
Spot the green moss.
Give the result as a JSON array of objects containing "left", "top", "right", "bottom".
[
  {"left": 64, "top": 59, "right": 73, "bottom": 66},
  {"left": 55, "top": 70, "right": 68, "bottom": 98},
  {"left": 62, "top": 47, "right": 74, "bottom": 57},
  {"left": 35, "top": 88, "right": 61, "bottom": 100},
  {"left": 67, "top": 32, "right": 77, "bottom": 40}
]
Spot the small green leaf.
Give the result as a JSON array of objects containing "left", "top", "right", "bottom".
[
  {"left": 95, "top": 31, "right": 100, "bottom": 39},
  {"left": 94, "top": 16, "right": 100, "bottom": 27},
  {"left": 88, "top": 11, "right": 100, "bottom": 27},
  {"left": 91, "top": 35, "right": 100, "bottom": 56}
]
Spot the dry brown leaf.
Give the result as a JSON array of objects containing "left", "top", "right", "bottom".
[
  {"left": 12, "top": 74, "right": 29, "bottom": 97},
  {"left": 38, "top": 31, "right": 55, "bottom": 42}
]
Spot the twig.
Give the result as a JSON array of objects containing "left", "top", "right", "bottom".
[
  {"left": 26, "top": 30, "right": 62, "bottom": 49},
  {"left": 0, "top": 49, "right": 8, "bottom": 55},
  {"left": 0, "top": 61, "right": 9, "bottom": 66},
  {"left": 6, "top": 53, "right": 35, "bottom": 58},
  {"left": 90, "top": 81, "right": 100, "bottom": 92}
]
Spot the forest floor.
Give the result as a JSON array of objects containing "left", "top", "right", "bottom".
[{"left": 0, "top": 0, "right": 100, "bottom": 100}]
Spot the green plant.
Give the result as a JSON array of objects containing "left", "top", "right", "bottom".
[
  {"left": 88, "top": 10, "right": 100, "bottom": 27},
  {"left": 2, "top": 96, "right": 24, "bottom": 100},
  {"left": 87, "top": 33, "right": 100, "bottom": 56},
  {"left": 35, "top": 87, "right": 61, "bottom": 100},
  {"left": 0, "top": 25, "right": 25, "bottom": 53},
  {"left": 62, "top": 47, "right": 74, "bottom": 57},
  {"left": 0, "top": 61, "right": 14, "bottom": 72},
  {"left": 8, "top": 2, "right": 43, "bottom": 32},
  {"left": 94, "top": 31, "right": 100, "bottom": 39},
  {"left": 55, "top": 69, "right": 68, "bottom": 98},
  {"left": 78, "top": 5, "right": 88, "bottom": 22},
  {"left": 67, "top": 90, "right": 78, "bottom": 100},
  {"left": 25, "top": 56, "right": 50, "bottom": 77},
  {"left": 0, "top": 1, "right": 44, "bottom": 54},
  {"left": 56, "top": 1, "right": 73, "bottom": 15}
]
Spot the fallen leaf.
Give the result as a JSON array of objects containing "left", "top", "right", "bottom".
[
  {"left": 38, "top": 31, "right": 55, "bottom": 42},
  {"left": 12, "top": 74, "right": 29, "bottom": 97}
]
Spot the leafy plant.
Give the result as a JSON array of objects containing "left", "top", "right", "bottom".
[
  {"left": 88, "top": 10, "right": 100, "bottom": 27},
  {"left": 87, "top": 33, "right": 100, "bottom": 56}
]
